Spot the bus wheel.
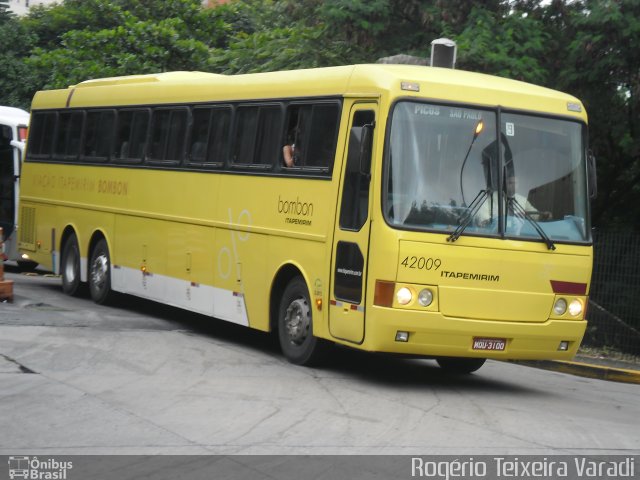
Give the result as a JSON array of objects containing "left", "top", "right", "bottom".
[
  {"left": 61, "top": 235, "right": 81, "bottom": 296},
  {"left": 278, "top": 277, "right": 325, "bottom": 366},
  {"left": 89, "top": 238, "right": 113, "bottom": 304},
  {"left": 436, "top": 357, "right": 486, "bottom": 374}
]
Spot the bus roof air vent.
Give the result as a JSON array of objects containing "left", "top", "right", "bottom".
[{"left": 430, "top": 38, "right": 457, "bottom": 69}]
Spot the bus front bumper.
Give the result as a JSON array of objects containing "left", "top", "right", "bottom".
[{"left": 362, "top": 307, "right": 587, "bottom": 361}]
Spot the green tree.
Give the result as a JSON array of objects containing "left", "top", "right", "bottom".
[
  {"left": 454, "top": 6, "right": 550, "bottom": 84},
  {"left": 208, "top": 0, "right": 357, "bottom": 73},
  {"left": 21, "top": 0, "right": 230, "bottom": 96},
  {"left": 0, "top": 0, "right": 36, "bottom": 108},
  {"left": 556, "top": 0, "right": 640, "bottom": 229}
]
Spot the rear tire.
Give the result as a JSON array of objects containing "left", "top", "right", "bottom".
[
  {"left": 278, "top": 276, "right": 326, "bottom": 366},
  {"left": 61, "top": 235, "right": 81, "bottom": 296},
  {"left": 436, "top": 357, "right": 486, "bottom": 374},
  {"left": 89, "top": 238, "right": 113, "bottom": 305}
]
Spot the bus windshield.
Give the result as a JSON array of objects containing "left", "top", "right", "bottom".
[{"left": 385, "top": 101, "right": 590, "bottom": 243}]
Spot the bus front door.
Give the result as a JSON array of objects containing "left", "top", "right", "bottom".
[{"left": 329, "top": 104, "right": 377, "bottom": 343}]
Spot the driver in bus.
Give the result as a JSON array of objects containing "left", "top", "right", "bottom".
[{"left": 476, "top": 173, "right": 550, "bottom": 228}]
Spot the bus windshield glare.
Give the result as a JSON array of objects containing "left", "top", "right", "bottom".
[{"left": 385, "top": 101, "right": 590, "bottom": 243}]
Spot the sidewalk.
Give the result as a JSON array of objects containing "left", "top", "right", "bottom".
[{"left": 513, "top": 354, "right": 640, "bottom": 385}]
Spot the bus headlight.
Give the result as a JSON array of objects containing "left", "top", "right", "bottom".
[
  {"left": 417, "top": 288, "right": 434, "bottom": 307},
  {"left": 553, "top": 298, "right": 567, "bottom": 316},
  {"left": 396, "top": 287, "right": 413, "bottom": 305},
  {"left": 568, "top": 299, "right": 583, "bottom": 317}
]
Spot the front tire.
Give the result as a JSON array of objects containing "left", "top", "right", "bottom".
[
  {"left": 278, "top": 276, "right": 325, "bottom": 366},
  {"left": 61, "top": 235, "right": 82, "bottom": 296},
  {"left": 436, "top": 357, "right": 486, "bottom": 374},
  {"left": 89, "top": 238, "right": 113, "bottom": 304}
]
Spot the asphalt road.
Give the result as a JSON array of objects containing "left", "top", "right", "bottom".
[{"left": 1, "top": 267, "right": 639, "bottom": 455}]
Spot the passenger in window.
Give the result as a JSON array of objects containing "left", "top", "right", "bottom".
[{"left": 283, "top": 130, "right": 300, "bottom": 167}]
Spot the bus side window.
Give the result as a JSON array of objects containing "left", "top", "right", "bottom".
[
  {"left": 254, "top": 106, "right": 281, "bottom": 166},
  {"left": 27, "top": 112, "right": 56, "bottom": 159},
  {"left": 282, "top": 105, "right": 311, "bottom": 168},
  {"left": 232, "top": 104, "right": 281, "bottom": 168},
  {"left": 115, "top": 109, "right": 149, "bottom": 164},
  {"left": 189, "top": 106, "right": 230, "bottom": 167},
  {"left": 53, "top": 111, "right": 83, "bottom": 161},
  {"left": 339, "top": 110, "right": 375, "bottom": 231},
  {"left": 149, "top": 108, "right": 187, "bottom": 163},
  {"left": 306, "top": 103, "right": 340, "bottom": 170},
  {"left": 83, "top": 110, "right": 115, "bottom": 162},
  {"left": 190, "top": 107, "right": 211, "bottom": 164},
  {"left": 208, "top": 107, "right": 231, "bottom": 165},
  {"left": 282, "top": 102, "right": 340, "bottom": 172},
  {"left": 232, "top": 106, "right": 258, "bottom": 165}
]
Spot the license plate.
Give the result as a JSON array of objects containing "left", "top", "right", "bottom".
[{"left": 472, "top": 337, "right": 506, "bottom": 351}]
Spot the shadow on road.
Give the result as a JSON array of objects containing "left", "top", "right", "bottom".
[{"left": 4, "top": 265, "right": 541, "bottom": 394}]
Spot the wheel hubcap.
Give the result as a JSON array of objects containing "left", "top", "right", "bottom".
[
  {"left": 64, "top": 249, "right": 77, "bottom": 283},
  {"left": 284, "top": 297, "right": 310, "bottom": 346},
  {"left": 91, "top": 254, "right": 108, "bottom": 289}
]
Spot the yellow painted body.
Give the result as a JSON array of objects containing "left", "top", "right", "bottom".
[{"left": 20, "top": 64, "right": 591, "bottom": 360}]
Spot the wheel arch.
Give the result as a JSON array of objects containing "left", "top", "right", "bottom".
[{"left": 269, "top": 262, "right": 307, "bottom": 333}]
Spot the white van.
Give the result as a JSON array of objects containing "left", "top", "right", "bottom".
[{"left": 0, "top": 106, "right": 32, "bottom": 266}]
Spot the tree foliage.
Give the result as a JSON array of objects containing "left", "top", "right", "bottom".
[
  {"left": 23, "top": 0, "right": 228, "bottom": 91},
  {"left": 556, "top": 0, "right": 640, "bottom": 229},
  {"left": 0, "top": 0, "right": 36, "bottom": 107},
  {"left": 0, "top": 0, "right": 638, "bottom": 228}
]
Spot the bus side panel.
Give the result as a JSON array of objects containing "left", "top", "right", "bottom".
[
  {"left": 113, "top": 215, "right": 167, "bottom": 302},
  {"left": 18, "top": 201, "right": 56, "bottom": 270},
  {"left": 166, "top": 223, "right": 217, "bottom": 317}
]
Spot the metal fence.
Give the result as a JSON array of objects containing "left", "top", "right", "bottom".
[{"left": 585, "top": 229, "right": 640, "bottom": 357}]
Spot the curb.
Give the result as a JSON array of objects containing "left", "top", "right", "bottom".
[{"left": 511, "top": 360, "right": 640, "bottom": 385}]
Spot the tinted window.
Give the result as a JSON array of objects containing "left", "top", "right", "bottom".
[
  {"left": 189, "top": 106, "right": 230, "bottom": 166},
  {"left": 283, "top": 102, "right": 340, "bottom": 171},
  {"left": 232, "top": 105, "right": 281, "bottom": 167},
  {"left": 209, "top": 108, "right": 231, "bottom": 164},
  {"left": 54, "top": 111, "right": 83, "bottom": 159},
  {"left": 83, "top": 110, "right": 115, "bottom": 161},
  {"left": 233, "top": 107, "right": 258, "bottom": 165},
  {"left": 28, "top": 112, "right": 56, "bottom": 157},
  {"left": 307, "top": 104, "right": 340, "bottom": 169},
  {"left": 149, "top": 108, "right": 187, "bottom": 162},
  {"left": 339, "top": 110, "right": 375, "bottom": 230},
  {"left": 115, "top": 109, "right": 149, "bottom": 163}
]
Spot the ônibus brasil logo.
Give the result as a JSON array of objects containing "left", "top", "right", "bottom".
[{"left": 8, "top": 456, "right": 73, "bottom": 480}]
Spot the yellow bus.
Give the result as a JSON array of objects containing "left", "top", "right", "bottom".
[{"left": 19, "top": 64, "right": 595, "bottom": 373}]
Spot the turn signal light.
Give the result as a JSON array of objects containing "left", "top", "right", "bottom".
[{"left": 374, "top": 280, "right": 395, "bottom": 307}]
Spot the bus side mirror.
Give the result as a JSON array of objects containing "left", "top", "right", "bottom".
[
  {"left": 359, "top": 123, "right": 374, "bottom": 175},
  {"left": 588, "top": 150, "right": 597, "bottom": 199}
]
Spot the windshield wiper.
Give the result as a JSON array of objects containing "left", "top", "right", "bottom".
[
  {"left": 507, "top": 197, "right": 556, "bottom": 250},
  {"left": 447, "top": 189, "right": 491, "bottom": 243}
]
